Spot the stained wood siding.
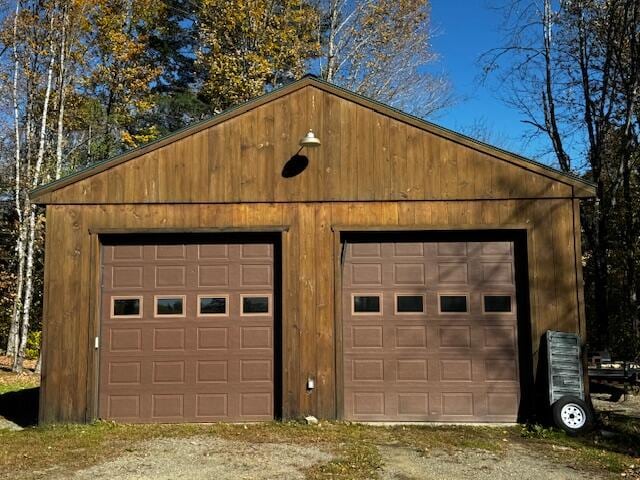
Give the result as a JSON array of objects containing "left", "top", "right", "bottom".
[
  {"left": 36, "top": 87, "right": 578, "bottom": 205},
  {"left": 39, "top": 200, "right": 582, "bottom": 423}
]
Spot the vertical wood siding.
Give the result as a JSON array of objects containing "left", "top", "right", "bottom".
[
  {"left": 36, "top": 87, "right": 579, "bottom": 205},
  {"left": 40, "top": 200, "right": 582, "bottom": 423}
]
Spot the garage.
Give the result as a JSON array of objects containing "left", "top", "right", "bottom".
[
  {"left": 342, "top": 240, "right": 519, "bottom": 422},
  {"left": 32, "top": 75, "right": 594, "bottom": 424},
  {"left": 99, "top": 236, "right": 276, "bottom": 422}
]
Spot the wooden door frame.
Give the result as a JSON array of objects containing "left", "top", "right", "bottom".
[
  {"left": 331, "top": 224, "right": 535, "bottom": 421},
  {"left": 84, "top": 227, "right": 289, "bottom": 423}
]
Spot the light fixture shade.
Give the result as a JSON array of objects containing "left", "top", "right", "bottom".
[{"left": 299, "top": 129, "right": 321, "bottom": 148}]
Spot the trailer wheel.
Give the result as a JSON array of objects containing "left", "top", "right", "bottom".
[{"left": 552, "top": 396, "right": 593, "bottom": 436}]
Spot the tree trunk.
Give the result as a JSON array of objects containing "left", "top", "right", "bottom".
[
  {"left": 324, "top": 0, "right": 340, "bottom": 82},
  {"left": 35, "top": 351, "right": 42, "bottom": 375},
  {"left": 55, "top": 6, "right": 67, "bottom": 180},
  {"left": 7, "top": 0, "right": 23, "bottom": 359},
  {"left": 13, "top": 208, "right": 37, "bottom": 373},
  {"left": 7, "top": 223, "right": 27, "bottom": 357},
  {"left": 13, "top": 10, "right": 57, "bottom": 373},
  {"left": 593, "top": 182, "right": 609, "bottom": 350}
]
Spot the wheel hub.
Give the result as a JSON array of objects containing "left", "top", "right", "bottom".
[{"left": 560, "top": 403, "right": 586, "bottom": 429}]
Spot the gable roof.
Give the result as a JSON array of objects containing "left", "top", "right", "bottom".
[{"left": 31, "top": 75, "right": 595, "bottom": 202}]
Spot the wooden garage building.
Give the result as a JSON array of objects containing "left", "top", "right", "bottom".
[{"left": 32, "top": 76, "right": 595, "bottom": 424}]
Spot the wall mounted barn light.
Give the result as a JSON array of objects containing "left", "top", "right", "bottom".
[{"left": 299, "top": 130, "right": 321, "bottom": 148}]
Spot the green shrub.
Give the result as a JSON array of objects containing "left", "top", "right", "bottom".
[{"left": 25, "top": 330, "right": 41, "bottom": 359}]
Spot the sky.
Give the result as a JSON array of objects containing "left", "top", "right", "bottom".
[{"left": 429, "top": 1, "right": 554, "bottom": 164}]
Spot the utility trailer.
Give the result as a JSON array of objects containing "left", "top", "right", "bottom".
[{"left": 589, "top": 356, "right": 640, "bottom": 399}]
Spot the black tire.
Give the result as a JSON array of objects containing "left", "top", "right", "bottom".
[{"left": 552, "top": 396, "right": 594, "bottom": 436}]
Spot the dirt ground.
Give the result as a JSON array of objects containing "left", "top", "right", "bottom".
[
  {"left": 36, "top": 437, "right": 604, "bottom": 480},
  {"left": 379, "top": 444, "right": 597, "bottom": 480},
  {"left": 1, "top": 364, "right": 638, "bottom": 480},
  {"left": 592, "top": 391, "right": 640, "bottom": 419},
  {"left": 56, "top": 437, "right": 334, "bottom": 480}
]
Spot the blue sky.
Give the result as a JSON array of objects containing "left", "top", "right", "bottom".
[{"left": 429, "top": 1, "right": 554, "bottom": 164}]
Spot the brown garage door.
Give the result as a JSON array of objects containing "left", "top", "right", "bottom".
[
  {"left": 343, "top": 241, "right": 520, "bottom": 422},
  {"left": 99, "top": 239, "right": 274, "bottom": 422}
]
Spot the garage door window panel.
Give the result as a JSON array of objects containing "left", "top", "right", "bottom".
[
  {"left": 352, "top": 294, "right": 382, "bottom": 315},
  {"left": 241, "top": 294, "right": 272, "bottom": 315},
  {"left": 154, "top": 295, "right": 186, "bottom": 317},
  {"left": 438, "top": 294, "right": 469, "bottom": 314},
  {"left": 482, "top": 294, "right": 513, "bottom": 314},
  {"left": 395, "top": 294, "right": 426, "bottom": 314},
  {"left": 111, "top": 296, "right": 143, "bottom": 318},
  {"left": 198, "top": 295, "right": 229, "bottom": 316}
]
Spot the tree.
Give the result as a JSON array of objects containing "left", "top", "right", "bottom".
[
  {"left": 146, "top": 0, "right": 210, "bottom": 135},
  {"left": 0, "top": 0, "right": 456, "bottom": 371},
  {"left": 1, "top": 0, "right": 60, "bottom": 372},
  {"left": 82, "top": 0, "right": 165, "bottom": 157},
  {"left": 0, "top": 0, "right": 167, "bottom": 371},
  {"left": 484, "top": 0, "right": 640, "bottom": 356},
  {"left": 196, "top": 0, "right": 320, "bottom": 112},
  {"left": 317, "top": 0, "right": 451, "bottom": 117}
]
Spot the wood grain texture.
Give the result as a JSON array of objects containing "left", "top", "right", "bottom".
[
  {"left": 36, "top": 79, "right": 592, "bottom": 424},
  {"left": 34, "top": 86, "right": 590, "bottom": 205},
  {"left": 39, "top": 199, "right": 584, "bottom": 423}
]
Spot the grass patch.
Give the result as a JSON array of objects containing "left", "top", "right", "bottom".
[
  {"left": 0, "top": 371, "right": 39, "bottom": 395},
  {"left": 1, "top": 370, "right": 639, "bottom": 480},
  {"left": 1, "top": 420, "right": 639, "bottom": 480},
  {"left": 0, "top": 421, "right": 540, "bottom": 480},
  {"left": 306, "top": 440, "right": 382, "bottom": 480},
  {"left": 515, "top": 415, "right": 640, "bottom": 476},
  {"left": 386, "top": 424, "right": 513, "bottom": 454}
]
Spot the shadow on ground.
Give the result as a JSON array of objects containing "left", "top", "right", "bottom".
[{"left": 0, "top": 387, "right": 39, "bottom": 427}]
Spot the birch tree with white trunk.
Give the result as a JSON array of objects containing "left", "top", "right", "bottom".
[
  {"left": 317, "top": 0, "right": 452, "bottom": 117},
  {"left": 2, "top": 0, "right": 63, "bottom": 372},
  {"left": 6, "top": 0, "right": 24, "bottom": 360}
]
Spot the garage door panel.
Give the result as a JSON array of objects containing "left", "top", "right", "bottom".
[
  {"left": 240, "top": 243, "right": 273, "bottom": 258},
  {"left": 195, "top": 360, "right": 228, "bottom": 383},
  {"left": 108, "top": 362, "right": 142, "bottom": 385},
  {"left": 240, "top": 264, "right": 272, "bottom": 287},
  {"left": 152, "top": 360, "right": 186, "bottom": 384},
  {"left": 198, "top": 265, "right": 230, "bottom": 287},
  {"left": 343, "top": 240, "right": 520, "bottom": 422},
  {"left": 240, "top": 392, "right": 273, "bottom": 417},
  {"left": 394, "top": 326, "right": 428, "bottom": 348},
  {"left": 348, "top": 325, "right": 384, "bottom": 348},
  {"left": 436, "top": 242, "right": 467, "bottom": 257},
  {"left": 100, "top": 240, "right": 275, "bottom": 423},
  {"left": 198, "top": 244, "right": 229, "bottom": 259},
  {"left": 437, "top": 262, "right": 468, "bottom": 284},
  {"left": 441, "top": 393, "right": 475, "bottom": 416},
  {"left": 396, "top": 359, "right": 429, "bottom": 381},
  {"left": 484, "top": 359, "right": 519, "bottom": 381},
  {"left": 109, "top": 328, "right": 143, "bottom": 352},
  {"left": 480, "top": 262, "right": 514, "bottom": 284},
  {"left": 155, "top": 244, "right": 187, "bottom": 259},
  {"left": 195, "top": 393, "right": 228, "bottom": 417},
  {"left": 393, "top": 263, "right": 426, "bottom": 285},
  {"left": 107, "top": 394, "right": 141, "bottom": 419},
  {"left": 483, "top": 326, "right": 517, "bottom": 348},
  {"left": 112, "top": 266, "right": 144, "bottom": 288},
  {"left": 349, "top": 263, "right": 383, "bottom": 286},
  {"left": 487, "top": 393, "right": 519, "bottom": 416}
]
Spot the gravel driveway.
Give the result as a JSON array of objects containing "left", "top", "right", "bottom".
[
  {"left": 62, "top": 437, "right": 333, "bottom": 480},
  {"left": 48, "top": 435, "right": 604, "bottom": 480},
  {"left": 379, "top": 444, "right": 599, "bottom": 480}
]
